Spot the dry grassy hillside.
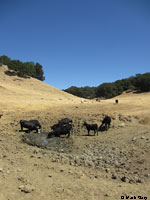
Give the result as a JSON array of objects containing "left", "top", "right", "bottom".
[
  {"left": 1, "top": 64, "right": 150, "bottom": 116},
  {"left": 0, "top": 65, "right": 81, "bottom": 112},
  {"left": 0, "top": 65, "right": 150, "bottom": 200}
]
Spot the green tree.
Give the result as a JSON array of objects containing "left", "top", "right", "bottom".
[
  {"left": 7, "top": 60, "right": 23, "bottom": 71},
  {"left": 96, "top": 82, "right": 119, "bottom": 99},
  {"left": 80, "top": 86, "right": 96, "bottom": 98},
  {"left": 134, "top": 73, "right": 150, "bottom": 92},
  {"left": 21, "top": 62, "right": 36, "bottom": 77},
  {"left": 115, "top": 78, "right": 134, "bottom": 91},
  {"left": 64, "top": 86, "right": 96, "bottom": 98},
  {"left": 0, "top": 55, "right": 11, "bottom": 65},
  {"left": 0, "top": 55, "right": 45, "bottom": 81},
  {"left": 34, "top": 63, "right": 45, "bottom": 81},
  {"left": 64, "top": 86, "right": 83, "bottom": 97}
]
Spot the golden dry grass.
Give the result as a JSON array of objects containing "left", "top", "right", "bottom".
[
  {"left": 0, "top": 65, "right": 82, "bottom": 112},
  {"left": 1, "top": 64, "right": 150, "bottom": 117}
]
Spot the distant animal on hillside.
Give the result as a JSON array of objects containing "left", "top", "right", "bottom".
[
  {"left": 47, "top": 123, "right": 72, "bottom": 138},
  {"left": 99, "top": 116, "right": 111, "bottom": 131},
  {"left": 20, "top": 120, "right": 41, "bottom": 133},
  {"left": 115, "top": 99, "right": 119, "bottom": 104},
  {"left": 83, "top": 122, "right": 98, "bottom": 136},
  {"left": 96, "top": 98, "right": 100, "bottom": 102}
]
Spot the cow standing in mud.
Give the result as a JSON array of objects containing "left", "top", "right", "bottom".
[
  {"left": 47, "top": 124, "right": 72, "bottom": 138},
  {"left": 47, "top": 118, "right": 72, "bottom": 138}
]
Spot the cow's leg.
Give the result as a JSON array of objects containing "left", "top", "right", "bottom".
[
  {"left": 27, "top": 129, "right": 30, "bottom": 133},
  {"left": 107, "top": 123, "right": 109, "bottom": 130},
  {"left": 47, "top": 131, "right": 54, "bottom": 138},
  {"left": 47, "top": 132, "right": 51, "bottom": 139},
  {"left": 55, "top": 132, "right": 60, "bottom": 137},
  {"left": 35, "top": 128, "right": 38, "bottom": 133},
  {"left": 20, "top": 125, "right": 23, "bottom": 131},
  {"left": 67, "top": 132, "right": 70, "bottom": 138}
]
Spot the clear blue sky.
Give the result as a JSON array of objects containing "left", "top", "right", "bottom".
[{"left": 0, "top": 0, "right": 150, "bottom": 89}]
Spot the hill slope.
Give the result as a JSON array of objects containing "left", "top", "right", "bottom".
[
  {"left": 1, "top": 64, "right": 150, "bottom": 117},
  {"left": 0, "top": 65, "right": 150, "bottom": 200},
  {"left": 0, "top": 65, "right": 81, "bottom": 112}
]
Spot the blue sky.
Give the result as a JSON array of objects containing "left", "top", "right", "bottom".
[{"left": 0, "top": 0, "right": 150, "bottom": 89}]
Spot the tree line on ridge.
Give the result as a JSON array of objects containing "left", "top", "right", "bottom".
[
  {"left": 64, "top": 73, "right": 150, "bottom": 99},
  {"left": 1, "top": 55, "right": 150, "bottom": 99},
  {"left": 0, "top": 55, "right": 45, "bottom": 81}
]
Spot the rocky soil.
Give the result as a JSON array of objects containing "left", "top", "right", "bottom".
[
  {"left": 22, "top": 117, "right": 150, "bottom": 185},
  {"left": 0, "top": 110, "right": 150, "bottom": 200}
]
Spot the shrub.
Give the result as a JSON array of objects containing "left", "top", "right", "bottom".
[{"left": 0, "top": 55, "right": 45, "bottom": 81}]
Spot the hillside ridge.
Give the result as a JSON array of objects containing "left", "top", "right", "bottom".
[{"left": 0, "top": 65, "right": 81, "bottom": 112}]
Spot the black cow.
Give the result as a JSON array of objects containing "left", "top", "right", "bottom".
[
  {"left": 29, "top": 120, "right": 41, "bottom": 129},
  {"left": 51, "top": 118, "right": 72, "bottom": 131},
  {"left": 51, "top": 123, "right": 60, "bottom": 131},
  {"left": 99, "top": 116, "right": 111, "bottom": 130},
  {"left": 58, "top": 118, "right": 72, "bottom": 125},
  {"left": 115, "top": 99, "right": 119, "bottom": 104},
  {"left": 47, "top": 124, "right": 72, "bottom": 138},
  {"left": 20, "top": 120, "right": 41, "bottom": 133},
  {"left": 83, "top": 122, "right": 98, "bottom": 136}
]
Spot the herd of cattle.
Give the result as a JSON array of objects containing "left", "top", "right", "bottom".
[{"left": 19, "top": 116, "right": 111, "bottom": 138}]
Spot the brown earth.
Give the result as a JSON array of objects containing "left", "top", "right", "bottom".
[{"left": 0, "top": 65, "right": 150, "bottom": 200}]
